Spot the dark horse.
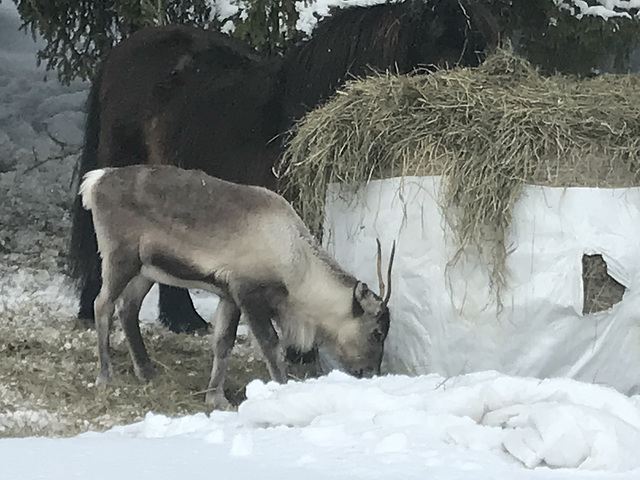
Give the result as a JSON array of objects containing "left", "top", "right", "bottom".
[
  {"left": 69, "top": 0, "right": 498, "bottom": 333},
  {"left": 69, "top": 26, "right": 283, "bottom": 331}
]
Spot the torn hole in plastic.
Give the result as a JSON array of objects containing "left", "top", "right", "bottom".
[{"left": 582, "top": 254, "right": 625, "bottom": 315}]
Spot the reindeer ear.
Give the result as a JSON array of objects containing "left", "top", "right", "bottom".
[
  {"left": 352, "top": 281, "right": 383, "bottom": 317},
  {"left": 354, "top": 281, "right": 370, "bottom": 301}
]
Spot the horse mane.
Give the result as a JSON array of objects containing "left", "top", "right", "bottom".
[
  {"left": 280, "top": 0, "right": 499, "bottom": 128},
  {"left": 280, "top": 2, "right": 414, "bottom": 125}
]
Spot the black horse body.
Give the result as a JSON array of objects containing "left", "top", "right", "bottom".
[
  {"left": 69, "top": 0, "right": 498, "bottom": 333},
  {"left": 69, "top": 26, "right": 283, "bottom": 331},
  {"left": 280, "top": 0, "right": 498, "bottom": 124}
]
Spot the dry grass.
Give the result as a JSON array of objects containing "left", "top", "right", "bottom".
[
  {"left": 0, "top": 302, "right": 274, "bottom": 438},
  {"left": 279, "top": 48, "right": 640, "bottom": 295}
]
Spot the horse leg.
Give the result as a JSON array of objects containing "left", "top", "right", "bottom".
[
  {"left": 115, "top": 275, "right": 155, "bottom": 382},
  {"left": 78, "top": 263, "right": 101, "bottom": 324},
  {"left": 158, "top": 285, "right": 210, "bottom": 334},
  {"left": 205, "top": 298, "right": 241, "bottom": 409},
  {"left": 71, "top": 203, "right": 103, "bottom": 326}
]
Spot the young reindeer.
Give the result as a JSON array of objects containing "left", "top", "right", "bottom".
[{"left": 80, "top": 165, "right": 395, "bottom": 409}]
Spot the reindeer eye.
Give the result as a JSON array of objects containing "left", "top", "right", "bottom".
[{"left": 371, "top": 329, "right": 383, "bottom": 343}]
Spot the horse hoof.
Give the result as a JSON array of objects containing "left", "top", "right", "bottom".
[
  {"left": 158, "top": 285, "right": 211, "bottom": 334},
  {"left": 158, "top": 310, "right": 210, "bottom": 335},
  {"left": 78, "top": 315, "right": 96, "bottom": 330},
  {"left": 179, "top": 318, "right": 210, "bottom": 335},
  {"left": 135, "top": 362, "right": 156, "bottom": 383}
]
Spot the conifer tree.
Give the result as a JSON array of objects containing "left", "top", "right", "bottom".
[
  {"left": 10, "top": 0, "right": 640, "bottom": 84},
  {"left": 490, "top": 0, "right": 640, "bottom": 75},
  {"left": 13, "top": 0, "right": 216, "bottom": 83}
]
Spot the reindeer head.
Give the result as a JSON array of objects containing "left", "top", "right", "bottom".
[{"left": 320, "top": 240, "right": 396, "bottom": 378}]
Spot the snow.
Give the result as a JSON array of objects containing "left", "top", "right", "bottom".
[
  {"left": 218, "top": 0, "right": 640, "bottom": 31},
  {"left": 2, "top": 1, "right": 640, "bottom": 479},
  {"left": 555, "top": 0, "right": 640, "bottom": 19},
  {"left": 4, "top": 372, "right": 640, "bottom": 478},
  {"left": 295, "top": 0, "right": 391, "bottom": 34},
  {"left": 213, "top": 0, "right": 393, "bottom": 34}
]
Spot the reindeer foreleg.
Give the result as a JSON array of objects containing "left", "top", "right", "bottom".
[
  {"left": 206, "top": 298, "right": 241, "bottom": 409},
  {"left": 245, "top": 313, "right": 287, "bottom": 383},
  {"left": 238, "top": 282, "right": 289, "bottom": 384}
]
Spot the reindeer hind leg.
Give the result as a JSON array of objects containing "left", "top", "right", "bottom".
[
  {"left": 94, "top": 289, "right": 115, "bottom": 385},
  {"left": 115, "top": 274, "right": 155, "bottom": 382},
  {"left": 93, "top": 245, "right": 141, "bottom": 385}
]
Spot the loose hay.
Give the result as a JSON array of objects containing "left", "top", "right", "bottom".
[
  {"left": 0, "top": 302, "right": 271, "bottom": 438},
  {"left": 279, "top": 48, "right": 640, "bottom": 293}
]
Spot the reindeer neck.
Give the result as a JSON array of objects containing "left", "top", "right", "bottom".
[{"left": 287, "top": 252, "right": 356, "bottom": 329}]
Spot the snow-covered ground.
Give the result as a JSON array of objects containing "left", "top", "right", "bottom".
[
  {"left": 4, "top": 372, "right": 640, "bottom": 480},
  {"left": 2, "top": 1, "right": 640, "bottom": 479}
]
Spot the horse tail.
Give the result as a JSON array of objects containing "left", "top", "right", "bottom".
[{"left": 68, "top": 65, "right": 103, "bottom": 289}]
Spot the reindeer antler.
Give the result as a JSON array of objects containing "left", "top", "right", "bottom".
[
  {"left": 376, "top": 239, "right": 396, "bottom": 305},
  {"left": 384, "top": 241, "right": 396, "bottom": 306},
  {"left": 376, "top": 238, "right": 385, "bottom": 299}
]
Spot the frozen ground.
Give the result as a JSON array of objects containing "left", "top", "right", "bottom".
[
  {"left": 2, "top": 1, "right": 640, "bottom": 479},
  {"left": 4, "top": 372, "right": 640, "bottom": 479}
]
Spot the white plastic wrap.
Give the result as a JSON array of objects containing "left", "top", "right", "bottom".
[{"left": 323, "top": 176, "right": 640, "bottom": 394}]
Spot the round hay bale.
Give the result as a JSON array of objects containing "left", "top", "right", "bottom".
[{"left": 278, "top": 48, "right": 640, "bottom": 291}]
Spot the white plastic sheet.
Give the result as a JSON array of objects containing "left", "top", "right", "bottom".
[{"left": 323, "top": 176, "right": 640, "bottom": 394}]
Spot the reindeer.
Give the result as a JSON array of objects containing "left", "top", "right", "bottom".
[{"left": 80, "top": 165, "right": 395, "bottom": 409}]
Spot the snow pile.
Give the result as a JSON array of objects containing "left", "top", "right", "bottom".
[
  {"left": 239, "top": 371, "right": 640, "bottom": 471},
  {"left": 100, "top": 371, "right": 640, "bottom": 474},
  {"left": 0, "top": 409, "right": 65, "bottom": 436}
]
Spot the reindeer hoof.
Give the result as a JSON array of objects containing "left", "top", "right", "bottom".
[
  {"left": 205, "top": 391, "right": 232, "bottom": 410},
  {"left": 95, "top": 370, "right": 113, "bottom": 385}
]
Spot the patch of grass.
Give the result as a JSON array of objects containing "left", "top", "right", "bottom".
[{"left": 0, "top": 307, "right": 272, "bottom": 438}]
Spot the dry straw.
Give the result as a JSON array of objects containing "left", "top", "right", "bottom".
[{"left": 278, "top": 48, "right": 640, "bottom": 292}]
